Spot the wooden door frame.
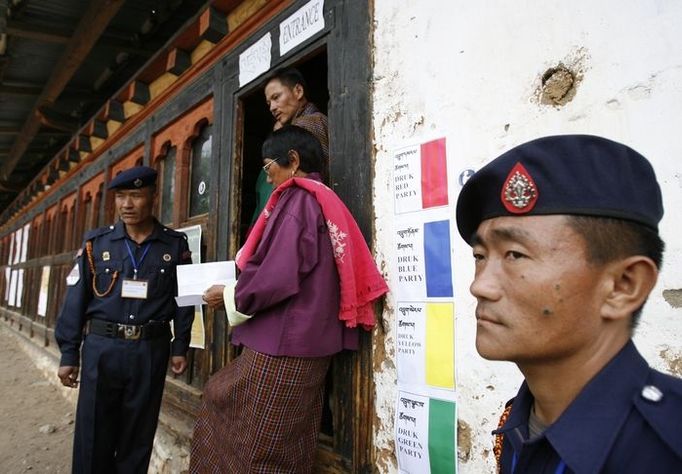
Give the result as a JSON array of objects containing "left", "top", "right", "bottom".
[{"left": 216, "top": 1, "right": 375, "bottom": 470}]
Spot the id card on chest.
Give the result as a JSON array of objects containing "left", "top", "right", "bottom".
[{"left": 121, "top": 278, "right": 148, "bottom": 299}]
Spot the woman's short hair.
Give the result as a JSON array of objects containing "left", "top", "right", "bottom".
[{"left": 261, "top": 125, "right": 324, "bottom": 174}]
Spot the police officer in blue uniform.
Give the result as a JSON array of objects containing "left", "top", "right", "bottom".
[
  {"left": 456, "top": 135, "right": 682, "bottom": 473},
  {"left": 55, "top": 166, "right": 194, "bottom": 474}
]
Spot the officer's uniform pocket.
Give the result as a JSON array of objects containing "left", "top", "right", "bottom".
[
  {"left": 146, "top": 264, "right": 175, "bottom": 297},
  {"left": 93, "top": 260, "right": 122, "bottom": 298}
]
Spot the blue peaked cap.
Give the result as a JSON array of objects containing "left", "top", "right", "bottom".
[
  {"left": 108, "top": 165, "right": 157, "bottom": 190},
  {"left": 456, "top": 135, "right": 664, "bottom": 245}
]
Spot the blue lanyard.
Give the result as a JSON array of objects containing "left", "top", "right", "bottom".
[
  {"left": 124, "top": 240, "right": 152, "bottom": 280},
  {"left": 511, "top": 452, "right": 566, "bottom": 474}
]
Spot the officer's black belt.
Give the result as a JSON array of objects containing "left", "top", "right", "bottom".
[{"left": 87, "top": 319, "right": 170, "bottom": 341}]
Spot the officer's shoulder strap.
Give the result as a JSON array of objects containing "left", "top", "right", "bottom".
[
  {"left": 634, "top": 368, "right": 682, "bottom": 459},
  {"left": 162, "top": 226, "right": 189, "bottom": 240},
  {"left": 83, "top": 225, "right": 115, "bottom": 242}
]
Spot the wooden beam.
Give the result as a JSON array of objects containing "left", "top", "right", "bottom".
[
  {"left": 0, "top": 180, "right": 21, "bottom": 192},
  {"left": 99, "top": 99, "right": 126, "bottom": 122},
  {"left": 75, "top": 135, "right": 92, "bottom": 153},
  {"left": 199, "top": 7, "right": 228, "bottom": 43},
  {"left": 0, "top": 82, "right": 104, "bottom": 102},
  {"left": 0, "top": 0, "right": 125, "bottom": 181},
  {"left": 2, "top": 129, "right": 71, "bottom": 137},
  {"left": 47, "top": 168, "right": 59, "bottom": 185},
  {"left": 0, "top": 83, "right": 43, "bottom": 97},
  {"left": 5, "top": 20, "right": 70, "bottom": 44},
  {"left": 166, "top": 48, "right": 192, "bottom": 75},
  {"left": 67, "top": 148, "right": 81, "bottom": 164},
  {"left": 121, "top": 80, "right": 150, "bottom": 105},
  {"left": 87, "top": 119, "right": 108, "bottom": 139},
  {"left": 6, "top": 19, "right": 157, "bottom": 57},
  {"left": 36, "top": 107, "right": 80, "bottom": 133},
  {"left": 57, "top": 155, "right": 71, "bottom": 172},
  {"left": 0, "top": 1, "right": 9, "bottom": 40}
]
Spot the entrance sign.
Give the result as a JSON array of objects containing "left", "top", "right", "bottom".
[{"left": 279, "top": 0, "right": 325, "bottom": 56}]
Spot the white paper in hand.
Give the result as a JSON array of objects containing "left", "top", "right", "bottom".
[{"left": 175, "top": 261, "right": 236, "bottom": 307}]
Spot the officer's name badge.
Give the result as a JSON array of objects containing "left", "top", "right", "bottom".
[
  {"left": 122, "top": 279, "right": 148, "bottom": 299},
  {"left": 66, "top": 264, "right": 80, "bottom": 286}
]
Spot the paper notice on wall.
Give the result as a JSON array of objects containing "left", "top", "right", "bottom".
[
  {"left": 394, "top": 210, "right": 454, "bottom": 300},
  {"left": 37, "top": 266, "right": 51, "bottom": 317},
  {"left": 14, "top": 228, "right": 22, "bottom": 265},
  {"left": 279, "top": 0, "right": 325, "bottom": 56},
  {"left": 21, "top": 223, "right": 30, "bottom": 263},
  {"left": 3, "top": 267, "right": 10, "bottom": 302},
  {"left": 394, "top": 138, "right": 449, "bottom": 215},
  {"left": 190, "top": 307, "right": 205, "bottom": 349},
  {"left": 16, "top": 269, "right": 24, "bottom": 308},
  {"left": 392, "top": 135, "right": 457, "bottom": 474},
  {"left": 176, "top": 224, "right": 206, "bottom": 349},
  {"left": 239, "top": 33, "right": 272, "bottom": 87},
  {"left": 8, "top": 269, "right": 17, "bottom": 306},
  {"left": 397, "top": 301, "right": 455, "bottom": 390},
  {"left": 8, "top": 232, "right": 14, "bottom": 265},
  {"left": 396, "top": 391, "right": 457, "bottom": 474}
]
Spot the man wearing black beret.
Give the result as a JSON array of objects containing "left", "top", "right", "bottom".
[
  {"left": 456, "top": 135, "right": 682, "bottom": 473},
  {"left": 55, "top": 165, "right": 194, "bottom": 473}
]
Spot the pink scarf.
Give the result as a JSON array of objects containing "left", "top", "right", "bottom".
[{"left": 236, "top": 177, "right": 388, "bottom": 330}]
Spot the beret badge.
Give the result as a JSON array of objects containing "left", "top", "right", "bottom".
[
  {"left": 133, "top": 178, "right": 143, "bottom": 188},
  {"left": 501, "top": 162, "right": 538, "bottom": 214}
]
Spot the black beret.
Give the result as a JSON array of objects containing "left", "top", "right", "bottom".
[
  {"left": 108, "top": 166, "right": 157, "bottom": 190},
  {"left": 456, "top": 135, "right": 664, "bottom": 244}
]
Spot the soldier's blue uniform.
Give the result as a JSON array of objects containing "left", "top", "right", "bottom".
[
  {"left": 55, "top": 166, "right": 194, "bottom": 474},
  {"left": 456, "top": 135, "right": 682, "bottom": 473},
  {"left": 494, "top": 341, "right": 682, "bottom": 473}
]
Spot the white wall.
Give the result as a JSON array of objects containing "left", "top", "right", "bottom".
[{"left": 371, "top": 1, "right": 682, "bottom": 471}]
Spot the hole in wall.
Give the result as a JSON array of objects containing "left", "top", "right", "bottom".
[{"left": 540, "top": 64, "right": 576, "bottom": 106}]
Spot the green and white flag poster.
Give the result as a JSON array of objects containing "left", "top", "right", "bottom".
[{"left": 396, "top": 391, "right": 457, "bottom": 473}]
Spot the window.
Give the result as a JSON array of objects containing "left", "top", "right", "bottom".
[
  {"left": 189, "top": 124, "right": 213, "bottom": 217},
  {"left": 160, "top": 146, "right": 177, "bottom": 225}
]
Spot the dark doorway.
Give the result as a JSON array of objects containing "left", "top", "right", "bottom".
[{"left": 237, "top": 50, "right": 329, "bottom": 244}]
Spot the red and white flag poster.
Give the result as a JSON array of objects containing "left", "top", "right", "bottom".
[{"left": 393, "top": 138, "right": 449, "bottom": 214}]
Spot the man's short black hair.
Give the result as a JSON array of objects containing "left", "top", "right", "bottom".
[
  {"left": 567, "top": 215, "right": 665, "bottom": 328},
  {"left": 262, "top": 125, "right": 323, "bottom": 174},
  {"left": 268, "top": 67, "right": 308, "bottom": 95}
]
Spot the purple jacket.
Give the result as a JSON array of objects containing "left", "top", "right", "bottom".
[{"left": 232, "top": 174, "right": 358, "bottom": 357}]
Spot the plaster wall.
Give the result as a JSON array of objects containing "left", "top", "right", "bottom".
[{"left": 371, "top": 1, "right": 682, "bottom": 472}]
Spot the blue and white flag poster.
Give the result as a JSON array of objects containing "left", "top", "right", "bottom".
[{"left": 393, "top": 210, "right": 454, "bottom": 300}]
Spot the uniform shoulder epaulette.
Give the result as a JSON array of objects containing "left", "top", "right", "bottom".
[
  {"left": 162, "top": 226, "right": 188, "bottom": 240},
  {"left": 634, "top": 368, "right": 682, "bottom": 458},
  {"left": 83, "top": 225, "right": 115, "bottom": 241}
]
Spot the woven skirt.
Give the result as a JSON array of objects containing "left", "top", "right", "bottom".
[{"left": 189, "top": 348, "right": 331, "bottom": 474}]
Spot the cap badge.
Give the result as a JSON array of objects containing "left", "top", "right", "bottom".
[
  {"left": 163, "top": 253, "right": 172, "bottom": 262},
  {"left": 133, "top": 178, "right": 143, "bottom": 188},
  {"left": 501, "top": 162, "right": 538, "bottom": 214}
]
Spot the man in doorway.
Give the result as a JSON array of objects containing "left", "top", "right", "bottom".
[
  {"left": 456, "top": 135, "right": 682, "bottom": 473},
  {"left": 55, "top": 166, "right": 194, "bottom": 473},
  {"left": 250, "top": 67, "right": 329, "bottom": 227}
]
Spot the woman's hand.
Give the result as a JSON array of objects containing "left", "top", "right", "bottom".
[{"left": 203, "top": 284, "right": 226, "bottom": 310}]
